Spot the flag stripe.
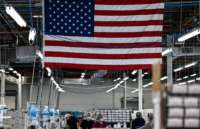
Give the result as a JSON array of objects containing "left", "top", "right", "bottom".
[
  {"left": 95, "top": 3, "right": 164, "bottom": 10},
  {"left": 95, "top": 9, "right": 163, "bottom": 16},
  {"left": 95, "top": 20, "right": 163, "bottom": 26},
  {"left": 45, "top": 52, "right": 161, "bottom": 59},
  {"left": 45, "top": 57, "right": 162, "bottom": 65},
  {"left": 45, "top": 63, "right": 152, "bottom": 70},
  {"left": 94, "top": 31, "right": 162, "bottom": 38},
  {"left": 95, "top": 0, "right": 162, "bottom": 5},
  {"left": 95, "top": 14, "right": 163, "bottom": 21},
  {"left": 44, "top": 46, "right": 162, "bottom": 54},
  {"left": 45, "top": 41, "right": 161, "bottom": 48},
  {"left": 44, "top": 35, "right": 162, "bottom": 43},
  {"left": 94, "top": 25, "right": 162, "bottom": 32}
]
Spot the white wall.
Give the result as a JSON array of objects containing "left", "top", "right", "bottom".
[
  {"left": 4, "top": 80, "right": 153, "bottom": 111},
  {"left": 30, "top": 81, "right": 153, "bottom": 111}
]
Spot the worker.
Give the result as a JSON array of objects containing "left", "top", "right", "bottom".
[{"left": 132, "top": 112, "right": 145, "bottom": 129}]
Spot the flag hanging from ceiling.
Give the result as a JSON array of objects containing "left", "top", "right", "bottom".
[{"left": 44, "top": 0, "right": 164, "bottom": 70}]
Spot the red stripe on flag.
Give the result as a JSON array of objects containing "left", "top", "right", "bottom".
[
  {"left": 45, "top": 63, "right": 152, "bottom": 70},
  {"left": 95, "top": 9, "right": 164, "bottom": 16},
  {"left": 95, "top": 0, "right": 162, "bottom": 5},
  {"left": 45, "top": 41, "right": 161, "bottom": 48},
  {"left": 45, "top": 52, "right": 161, "bottom": 59},
  {"left": 94, "top": 31, "right": 162, "bottom": 37},
  {"left": 95, "top": 21, "right": 163, "bottom": 26}
]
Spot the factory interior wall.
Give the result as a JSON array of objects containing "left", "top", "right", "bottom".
[
  {"left": 4, "top": 82, "right": 153, "bottom": 111},
  {"left": 30, "top": 83, "right": 153, "bottom": 111}
]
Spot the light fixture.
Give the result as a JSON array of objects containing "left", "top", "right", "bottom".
[
  {"left": 184, "top": 62, "right": 197, "bottom": 68},
  {"left": 196, "top": 77, "right": 200, "bottom": 81},
  {"left": 36, "top": 50, "right": 43, "bottom": 60},
  {"left": 45, "top": 67, "right": 51, "bottom": 77},
  {"left": 174, "top": 67, "right": 184, "bottom": 72},
  {"left": 58, "top": 88, "right": 65, "bottom": 93},
  {"left": 144, "top": 72, "right": 149, "bottom": 75},
  {"left": 190, "top": 73, "right": 197, "bottom": 77},
  {"left": 183, "top": 76, "right": 188, "bottom": 79},
  {"left": 132, "top": 79, "right": 137, "bottom": 82},
  {"left": 131, "top": 70, "right": 137, "bottom": 75},
  {"left": 162, "top": 48, "right": 173, "bottom": 56},
  {"left": 119, "top": 80, "right": 124, "bottom": 84},
  {"left": 123, "top": 77, "right": 129, "bottom": 81},
  {"left": 176, "top": 78, "right": 182, "bottom": 81},
  {"left": 187, "top": 79, "right": 195, "bottom": 84},
  {"left": 0, "top": 69, "right": 5, "bottom": 73},
  {"left": 8, "top": 68, "right": 13, "bottom": 71},
  {"left": 106, "top": 87, "right": 116, "bottom": 93},
  {"left": 176, "top": 82, "right": 186, "bottom": 86},
  {"left": 143, "top": 82, "right": 153, "bottom": 88},
  {"left": 33, "top": 15, "right": 42, "bottom": 18},
  {"left": 5, "top": 5, "right": 26, "bottom": 27},
  {"left": 113, "top": 77, "right": 121, "bottom": 82},
  {"left": 81, "top": 73, "right": 85, "bottom": 78},
  {"left": 178, "top": 28, "right": 200, "bottom": 42},
  {"left": 29, "top": 28, "right": 36, "bottom": 42},
  {"left": 106, "top": 83, "right": 120, "bottom": 93},
  {"left": 131, "top": 89, "right": 139, "bottom": 93},
  {"left": 13, "top": 71, "right": 18, "bottom": 74},
  {"left": 161, "top": 76, "right": 168, "bottom": 81}
]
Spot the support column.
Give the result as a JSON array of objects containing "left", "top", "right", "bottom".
[
  {"left": 0, "top": 72, "right": 5, "bottom": 105},
  {"left": 152, "top": 64, "right": 161, "bottom": 129},
  {"left": 124, "top": 78, "right": 127, "bottom": 109},
  {"left": 55, "top": 91, "right": 60, "bottom": 109},
  {"left": 112, "top": 90, "right": 115, "bottom": 109},
  {"left": 167, "top": 54, "right": 173, "bottom": 86},
  {"left": 123, "top": 73, "right": 127, "bottom": 109},
  {"left": 138, "top": 70, "right": 143, "bottom": 111},
  {"left": 18, "top": 74, "right": 22, "bottom": 110}
]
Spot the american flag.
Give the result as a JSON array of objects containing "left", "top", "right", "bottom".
[{"left": 44, "top": 0, "right": 164, "bottom": 70}]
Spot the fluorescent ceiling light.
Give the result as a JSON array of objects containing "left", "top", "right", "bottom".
[
  {"left": 45, "top": 67, "right": 51, "bottom": 77},
  {"left": 143, "top": 82, "right": 153, "bottom": 88},
  {"left": 58, "top": 88, "right": 65, "bottom": 93},
  {"left": 174, "top": 67, "right": 184, "bottom": 72},
  {"left": 161, "top": 76, "right": 168, "bottom": 81},
  {"left": 29, "top": 28, "right": 36, "bottom": 42},
  {"left": 131, "top": 70, "right": 137, "bottom": 75},
  {"left": 106, "top": 83, "right": 120, "bottom": 93},
  {"left": 8, "top": 68, "right": 13, "bottom": 71},
  {"left": 187, "top": 79, "right": 195, "bottom": 83},
  {"left": 144, "top": 72, "right": 149, "bottom": 75},
  {"left": 0, "top": 69, "right": 5, "bottom": 73},
  {"left": 183, "top": 76, "right": 188, "bottom": 79},
  {"left": 33, "top": 15, "right": 42, "bottom": 18},
  {"left": 162, "top": 48, "right": 173, "bottom": 56},
  {"left": 132, "top": 79, "right": 137, "bottom": 82},
  {"left": 106, "top": 87, "right": 116, "bottom": 93},
  {"left": 178, "top": 28, "right": 200, "bottom": 42},
  {"left": 131, "top": 89, "right": 139, "bottom": 93},
  {"left": 176, "top": 82, "right": 186, "bottom": 86},
  {"left": 36, "top": 50, "right": 43, "bottom": 60},
  {"left": 176, "top": 78, "right": 182, "bottom": 81},
  {"left": 123, "top": 77, "right": 129, "bottom": 81},
  {"left": 13, "top": 71, "right": 18, "bottom": 74},
  {"left": 119, "top": 80, "right": 124, "bottom": 84},
  {"left": 185, "top": 62, "right": 197, "bottom": 68},
  {"left": 190, "top": 73, "right": 197, "bottom": 77},
  {"left": 113, "top": 77, "right": 121, "bottom": 82},
  {"left": 196, "top": 77, "right": 200, "bottom": 80},
  {"left": 5, "top": 6, "right": 26, "bottom": 27}
]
